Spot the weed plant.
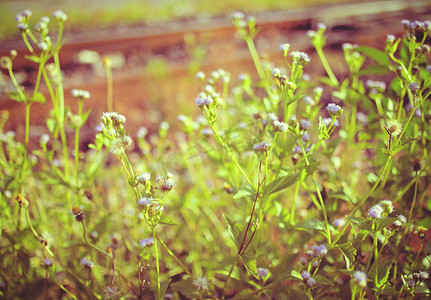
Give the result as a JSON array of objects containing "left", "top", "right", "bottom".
[{"left": 1, "top": 9, "right": 431, "bottom": 300}]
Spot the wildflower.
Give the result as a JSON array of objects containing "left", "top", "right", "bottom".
[
  {"left": 368, "top": 204, "right": 383, "bottom": 219},
  {"left": 305, "top": 250, "right": 316, "bottom": 258},
  {"left": 385, "top": 120, "right": 402, "bottom": 137},
  {"left": 232, "top": 11, "right": 245, "bottom": 21},
  {"left": 53, "top": 10, "right": 68, "bottom": 22},
  {"left": 379, "top": 200, "right": 394, "bottom": 214},
  {"left": 192, "top": 275, "right": 209, "bottom": 292},
  {"left": 322, "top": 118, "right": 339, "bottom": 127},
  {"left": 40, "top": 134, "right": 50, "bottom": 145},
  {"left": 139, "top": 237, "right": 154, "bottom": 248},
  {"left": 301, "top": 271, "right": 311, "bottom": 280},
  {"left": 252, "top": 141, "right": 270, "bottom": 152},
  {"left": 103, "top": 284, "right": 120, "bottom": 300},
  {"left": 386, "top": 34, "right": 396, "bottom": 43},
  {"left": 408, "top": 82, "right": 420, "bottom": 93},
  {"left": 137, "top": 172, "right": 151, "bottom": 184},
  {"left": 280, "top": 43, "right": 290, "bottom": 55},
  {"left": 290, "top": 51, "right": 311, "bottom": 66},
  {"left": 80, "top": 257, "right": 94, "bottom": 268},
  {"left": 302, "top": 133, "right": 310, "bottom": 142},
  {"left": 195, "top": 71, "right": 205, "bottom": 81},
  {"left": 71, "top": 89, "right": 90, "bottom": 99},
  {"left": 427, "top": 65, "right": 431, "bottom": 73},
  {"left": 393, "top": 215, "right": 407, "bottom": 227},
  {"left": 69, "top": 205, "right": 85, "bottom": 222},
  {"left": 258, "top": 268, "right": 269, "bottom": 277},
  {"left": 272, "top": 120, "right": 288, "bottom": 132},
  {"left": 201, "top": 128, "right": 213, "bottom": 136},
  {"left": 414, "top": 271, "right": 429, "bottom": 281},
  {"left": 326, "top": 103, "right": 343, "bottom": 118},
  {"left": 415, "top": 226, "right": 427, "bottom": 239},
  {"left": 44, "top": 258, "right": 53, "bottom": 267},
  {"left": 195, "top": 94, "right": 213, "bottom": 107},
  {"left": 366, "top": 80, "right": 386, "bottom": 92},
  {"left": 299, "top": 257, "right": 308, "bottom": 265},
  {"left": 300, "top": 119, "right": 312, "bottom": 130},
  {"left": 306, "top": 277, "right": 317, "bottom": 287},
  {"left": 406, "top": 275, "right": 416, "bottom": 288},
  {"left": 333, "top": 218, "right": 346, "bottom": 228},
  {"left": 138, "top": 197, "right": 155, "bottom": 206},
  {"left": 354, "top": 271, "right": 367, "bottom": 287},
  {"left": 303, "top": 95, "right": 315, "bottom": 105},
  {"left": 161, "top": 178, "right": 174, "bottom": 191}
]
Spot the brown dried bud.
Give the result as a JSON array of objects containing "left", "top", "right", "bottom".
[{"left": 412, "top": 157, "right": 421, "bottom": 172}]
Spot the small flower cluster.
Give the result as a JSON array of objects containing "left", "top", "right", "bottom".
[
  {"left": 405, "top": 271, "right": 429, "bottom": 289},
  {"left": 326, "top": 103, "right": 343, "bottom": 119},
  {"left": 71, "top": 89, "right": 90, "bottom": 100},
  {"left": 384, "top": 120, "right": 403, "bottom": 138},
  {"left": 272, "top": 120, "right": 288, "bottom": 132},
  {"left": 354, "top": 271, "right": 367, "bottom": 288},
  {"left": 368, "top": 199, "right": 394, "bottom": 219},
  {"left": 301, "top": 271, "right": 317, "bottom": 288},
  {"left": 290, "top": 51, "right": 311, "bottom": 67},
  {"left": 252, "top": 141, "right": 270, "bottom": 152}
]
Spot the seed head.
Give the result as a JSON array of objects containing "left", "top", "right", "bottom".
[
  {"left": 193, "top": 275, "right": 210, "bottom": 292},
  {"left": 412, "top": 157, "right": 421, "bottom": 172},
  {"left": 385, "top": 120, "right": 402, "bottom": 137}
]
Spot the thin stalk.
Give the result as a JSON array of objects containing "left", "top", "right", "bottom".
[
  {"left": 24, "top": 103, "right": 30, "bottom": 149},
  {"left": 222, "top": 255, "right": 239, "bottom": 298},
  {"left": 290, "top": 170, "right": 304, "bottom": 225},
  {"left": 315, "top": 46, "right": 339, "bottom": 86},
  {"left": 21, "top": 31, "right": 34, "bottom": 53},
  {"left": 372, "top": 223, "right": 379, "bottom": 296},
  {"left": 74, "top": 100, "right": 84, "bottom": 186},
  {"left": 414, "top": 239, "right": 424, "bottom": 269},
  {"left": 153, "top": 228, "right": 161, "bottom": 296},
  {"left": 82, "top": 222, "right": 112, "bottom": 258},
  {"left": 405, "top": 172, "right": 419, "bottom": 234},
  {"left": 246, "top": 38, "right": 265, "bottom": 83},
  {"left": 156, "top": 233, "right": 192, "bottom": 276},
  {"left": 210, "top": 123, "right": 255, "bottom": 190},
  {"left": 7, "top": 68, "right": 26, "bottom": 101}
]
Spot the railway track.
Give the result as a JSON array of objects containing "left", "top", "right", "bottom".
[{"left": 0, "top": 0, "right": 430, "bottom": 140}]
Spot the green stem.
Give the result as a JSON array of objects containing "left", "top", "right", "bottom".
[
  {"left": 21, "top": 31, "right": 34, "bottom": 53},
  {"left": 315, "top": 46, "right": 339, "bottom": 86},
  {"left": 74, "top": 100, "right": 84, "bottom": 186},
  {"left": 373, "top": 223, "right": 379, "bottom": 295},
  {"left": 210, "top": 123, "right": 255, "bottom": 190},
  {"left": 222, "top": 255, "right": 239, "bottom": 298},
  {"left": 82, "top": 222, "right": 112, "bottom": 257},
  {"left": 24, "top": 103, "right": 31, "bottom": 149},
  {"left": 405, "top": 172, "right": 419, "bottom": 235},
  {"left": 156, "top": 233, "right": 192, "bottom": 276},
  {"left": 153, "top": 228, "right": 161, "bottom": 296},
  {"left": 246, "top": 38, "right": 265, "bottom": 83},
  {"left": 7, "top": 68, "right": 26, "bottom": 101}
]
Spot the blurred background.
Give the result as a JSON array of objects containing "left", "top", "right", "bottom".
[{"left": 0, "top": 0, "right": 430, "bottom": 148}]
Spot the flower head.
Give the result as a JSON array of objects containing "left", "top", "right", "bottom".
[
  {"left": 300, "top": 119, "right": 312, "bottom": 130},
  {"left": 53, "top": 10, "right": 68, "bottom": 22},
  {"left": 315, "top": 244, "right": 328, "bottom": 256},
  {"left": 379, "top": 199, "right": 394, "bottom": 214},
  {"left": 80, "top": 257, "right": 94, "bottom": 268},
  {"left": 258, "top": 268, "right": 269, "bottom": 277},
  {"left": 139, "top": 237, "right": 154, "bottom": 248},
  {"left": 69, "top": 205, "right": 85, "bottom": 222},
  {"left": 385, "top": 120, "right": 402, "bottom": 137},
  {"left": 306, "top": 277, "right": 317, "bottom": 287},
  {"left": 326, "top": 103, "right": 343, "bottom": 118},
  {"left": 393, "top": 215, "right": 407, "bottom": 227},
  {"left": 192, "top": 275, "right": 209, "bottom": 292},
  {"left": 301, "top": 271, "right": 311, "bottom": 280},
  {"left": 354, "top": 271, "right": 367, "bottom": 287},
  {"left": 368, "top": 204, "right": 384, "bottom": 219},
  {"left": 44, "top": 258, "right": 53, "bottom": 267},
  {"left": 333, "top": 218, "right": 346, "bottom": 228},
  {"left": 252, "top": 141, "right": 270, "bottom": 152},
  {"left": 137, "top": 172, "right": 151, "bottom": 184},
  {"left": 272, "top": 120, "right": 288, "bottom": 132}
]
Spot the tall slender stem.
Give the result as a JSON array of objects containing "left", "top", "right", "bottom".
[{"left": 153, "top": 228, "right": 161, "bottom": 296}]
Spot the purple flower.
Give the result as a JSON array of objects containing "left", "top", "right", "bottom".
[
  {"left": 139, "top": 237, "right": 154, "bottom": 247},
  {"left": 300, "top": 119, "right": 312, "bottom": 130},
  {"left": 368, "top": 204, "right": 384, "bottom": 219},
  {"left": 257, "top": 268, "right": 269, "bottom": 277},
  {"left": 301, "top": 271, "right": 311, "bottom": 280},
  {"left": 138, "top": 197, "right": 154, "bottom": 206},
  {"left": 333, "top": 218, "right": 346, "bottom": 228},
  {"left": 80, "top": 257, "right": 95, "bottom": 268},
  {"left": 408, "top": 82, "right": 420, "bottom": 93},
  {"left": 315, "top": 244, "right": 328, "bottom": 256},
  {"left": 44, "top": 259, "right": 53, "bottom": 267},
  {"left": 326, "top": 103, "right": 343, "bottom": 118},
  {"left": 354, "top": 271, "right": 367, "bottom": 287},
  {"left": 298, "top": 257, "right": 308, "bottom": 265},
  {"left": 306, "top": 277, "right": 317, "bottom": 287}
]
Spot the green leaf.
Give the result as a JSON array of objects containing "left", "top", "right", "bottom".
[
  {"left": 241, "top": 253, "right": 258, "bottom": 279},
  {"left": 381, "top": 285, "right": 398, "bottom": 296},
  {"left": 376, "top": 217, "right": 397, "bottom": 231},
  {"left": 358, "top": 65, "right": 391, "bottom": 75},
  {"left": 29, "top": 92, "right": 46, "bottom": 104},
  {"left": 223, "top": 214, "right": 243, "bottom": 249},
  {"left": 171, "top": 278, "right": 199, "bottom": 298},
  {"left": 156, "top": 278, "right": 171, "bottom": 300},
  {"left": 46, "top": 118, "right": 57, "bottom": 134},
  {"left": 25, "top": 54, "right": 41, "bottom": 63},
  {"left": 295, "top": 218, "right": 326, "bottom": 232},
  {"left": 356, "top": 46, "right": 390, "bottom": 67},
  {"left": 415, "top": 282, "right": 431, "bottom": 294},
  {"left": 377, "top": 261, "right": 393, "bottom": 288},
  {"left": 336, "top": 243, "right": 357, "bottom": 270},
  {"left": 158, "top": 215, "right": 176, "bottom": 226},
  {"left": 314, "top": 274, "right": 335, "bottom": 286},
  {"left": 263, "top": 172, "right": 298, "bottom": 197},
  {"left": 233, "top": 185, "right": 255, "bottom": 199},
  {"left": 346, "top": 216, "right": 372, "bottom": 231},
  {"left": 8, "top": 91, "right": 26, "bottom": 102}
]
